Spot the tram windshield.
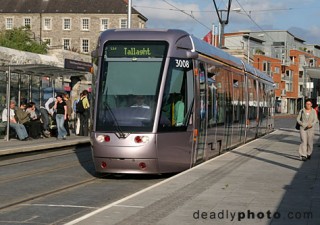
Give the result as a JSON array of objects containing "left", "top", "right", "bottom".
[{"left": 95, "top": 41, "right": 168, "bottom": 132}]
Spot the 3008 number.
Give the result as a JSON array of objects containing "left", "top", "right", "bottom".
[{"left": 175, "top": 59, "right": 190, "bottom": 68}]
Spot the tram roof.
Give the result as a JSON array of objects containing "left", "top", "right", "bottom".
[
  {"left": 0, "top": 64, "right": 88, "bottom": 77},
  {"left": 243, "top": 63, "right": 273, "bottom": 83},
  {"left": 190, "top": 35, "right": 244, "bottom": 69}
]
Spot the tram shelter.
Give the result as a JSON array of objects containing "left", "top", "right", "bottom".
[{"left": 0, "top": 63, "right": 89, "bottom": 141}]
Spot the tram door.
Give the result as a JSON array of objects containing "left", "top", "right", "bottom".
[{"left": 193, "top": 61, "right": 207, "bottom": 164}]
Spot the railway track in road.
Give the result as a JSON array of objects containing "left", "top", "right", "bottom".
[
  {"left": 0, "top": 145, "right": 103, "bottom": 211},
  {"left": 0, "top": 145, "right": 169, "bottom": 225}
]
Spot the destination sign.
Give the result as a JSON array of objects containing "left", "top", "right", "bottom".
[{"left": 106, "top": 42, "right": 167, "bottom": 58}]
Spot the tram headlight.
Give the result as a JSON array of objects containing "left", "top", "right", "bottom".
[{"left": 96, "top": 135, "right": 105, "bottom": 143}]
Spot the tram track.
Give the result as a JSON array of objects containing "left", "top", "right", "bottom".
[
  {"left": 0, "top": 144, "right": 100, "bottom": 211},
  {"left": 0, "top": 147, "right": 88, "bottom": 167},
  {"left": 0, "top": 158, "right": 93, "bottom": 184},
  {"left": 0, "top": 175, "right": 101, "bottom": 211},
  {"left": 0, "top": 144, "right": 171, "bottom": 224}
]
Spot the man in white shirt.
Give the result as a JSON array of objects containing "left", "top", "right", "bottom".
[{"left": 2, "top": 100, "right": 29, "bottom": 140}]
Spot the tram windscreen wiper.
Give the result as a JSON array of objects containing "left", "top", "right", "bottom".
[{"left": 104, "top": 103, "right": 126, "bottom": 138}]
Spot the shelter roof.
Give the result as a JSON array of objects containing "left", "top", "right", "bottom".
[{"left": 0, "top": 64, "right": 88, "bottom": 77}]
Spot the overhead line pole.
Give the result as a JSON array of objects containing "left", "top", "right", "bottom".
[{"left": 212, "top": 0, "right": 232, "bottom": 48}]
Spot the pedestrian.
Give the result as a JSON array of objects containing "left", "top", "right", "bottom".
[
  {"left": 79, "top": 90, "right": 90, "bottom": 136},
  {"left": 43, "top": 96, "right": 57, "bottom": 133},
  {"left": 297, "top": 99, "right": 318, "bottom": 161},
  {"left": 1, "top": 100, "right": 29, "bottom": 141},
  {"left": 39, "top": 98, "right": 53, "bottom": 137},
  {"left": 25, "top": 102, "right": 43, "bottom": 139},
  {"left": 63, "top": 93, "right": 72, "bottom": 136},
  {"left": 53, "top": 94, "right": 67, "bottom": 140},
  {"left": 73, "top": 93, "right": 82, "bottom": 135}
]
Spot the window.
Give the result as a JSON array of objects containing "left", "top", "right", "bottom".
[
  {"left": 274, "top": 67, "right": 280, "bottom": 74},
  {"left": 263, "top": 61, "right": 271, "bottom": 75},
  {"left": 120, "top": 19, "right": 127, "bottom": 29},
  {"left": 285, "top": 70, "right": 293, "bottom": 92},
  {"left": 81, "top": 39, "right": 89, "bottom": 53},
  {"left": 43, "top": 38, "right": 52, "bottom": 47},
  {"left": 63, "top": 18, "right": 71, "bottom": 30},
  {"left": 81, "top": 18, "right": 89, "bottom": 31},
  {"left": 100, "top": 19, "right": 108, "bottom": 31},
  {"left": 23, "top": 18, "right": 31, "bottom": 28},
  {"left": 63, "top": 39, "right": 71, "bottom": 50},
  {"left": 158, "top": 58, "right": 194, "bottom": 131},
  {"left": 139, "top": 21, "right": 145, "bottom": 28},
  {"left": 43, "top": 18, "right": 52, "bottom": 30},
  {"left": 96, "top": 41, "right": 168, "bottom": 132},
  {"left": 6, "top": 18, "right": 13, "bottom": 29}
]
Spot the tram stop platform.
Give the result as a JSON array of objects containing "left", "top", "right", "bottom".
[
  {"left": 66, "top": 129, "right": 320, "bottom": 225},
  {"left": 0, "top": 134, "right": 90, "bottom": 156}
]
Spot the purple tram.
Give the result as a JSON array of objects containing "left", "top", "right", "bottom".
[{"left": 90, "top": 29, "right": 274, "bottom": 174}]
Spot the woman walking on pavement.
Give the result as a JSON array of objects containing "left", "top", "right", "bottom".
[
  {"left": 53, "top": 94, "right": 68, "bottom": 140},
  {"left": 297, "top": 99, "right": 318, "bottom": 161}
]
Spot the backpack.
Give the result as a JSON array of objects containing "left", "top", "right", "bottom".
[{"left": 76, "top": 98, "right": 85, "bottom": 113}]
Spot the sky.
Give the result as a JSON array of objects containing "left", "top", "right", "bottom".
[{"left": 133, "top": 0, "right": 320, "bottom": 45}]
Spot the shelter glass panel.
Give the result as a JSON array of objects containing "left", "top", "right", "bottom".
[
  {"left": 31, "top": 76, "right": 41, "bottom": 105},
  {"left": 0, "top": 72, "right": 7, "bottom": 115},
  {"left": 20, "top": 74, "right": 30, "bottom": 104}
]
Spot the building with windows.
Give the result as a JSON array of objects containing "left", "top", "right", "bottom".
[
  {"left": 224, "top": 30, "right": 320, "bottom": 114},
  {"left": 0, "top": 0, "right": 147, "bottom": 54}
]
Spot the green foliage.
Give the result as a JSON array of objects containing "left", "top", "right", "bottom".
[{"left": 0, "top": 26, "right": 48, "bottom": 54}]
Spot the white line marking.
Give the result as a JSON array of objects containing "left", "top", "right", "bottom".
[
  {"left": 114, "top": 204, "right": 144, "bottom": 208},
  {"left": 21, "top": 204, "right": 97, "bottom": 209},
  {"left": 65, "top": 131, "right": 274, "bottom": 225}
]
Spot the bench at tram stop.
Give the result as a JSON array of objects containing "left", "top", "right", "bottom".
[{"left": 0, "top": 121, "right": 18, "bottom": 140}]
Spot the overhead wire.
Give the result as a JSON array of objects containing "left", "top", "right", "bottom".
[
  {"left": 160, "top": 0, "right": 212, "bottom": 31},
  {"left": 233, "top": 0, "right": 275, "bottom": 41}
]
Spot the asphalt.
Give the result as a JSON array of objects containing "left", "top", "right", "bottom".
[{"left": 1, "top": 127, "right": 319, "bottom": 225}]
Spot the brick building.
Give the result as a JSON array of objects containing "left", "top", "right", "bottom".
[
  {"left": 224, "top": 31, "right": 320, "bottom": 114},
  {"left": 0, "top": 0, "right": 147, "bottom": 54}
]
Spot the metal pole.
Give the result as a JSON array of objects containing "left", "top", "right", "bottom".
[
  {"left": 18, "top": 73, "right": 21, "bottom": 106},
  {"left": 127, "top": 0, "right": 132, "bottom": 28},
  {"left": 211, "top": 23, "right": 215, "bottom": 46},
  {"left": 219, "top": 22, "right": 225, "bottom": 48},
  {"left": 247, "top": 34, "right": 250, "bottom": 63},
  {"left": 303, "top": 66, "right": 306, "bottom": 107},
  {"left": 5, "top": 67, "right": 11, "bottom": 141}
]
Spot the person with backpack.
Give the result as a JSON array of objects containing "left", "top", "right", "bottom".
[{"left": 78, "top": 90, "right": 90, "bottom": 136}]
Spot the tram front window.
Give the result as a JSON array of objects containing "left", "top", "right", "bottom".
[{"left": 96, "top": 41, "right": 167, "bottom": 132}]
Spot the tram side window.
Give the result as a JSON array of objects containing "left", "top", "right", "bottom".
[{"left": 158, "top": 58, "right": 194, "bottom": 131}]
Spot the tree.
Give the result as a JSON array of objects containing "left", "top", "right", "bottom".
[{"left": 0, "top": 26, "right": 48, "bottom": 54}]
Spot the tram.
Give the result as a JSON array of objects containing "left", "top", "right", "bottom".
[{"left": 90, "top": 29, "right": 274, "bottom": 174}]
